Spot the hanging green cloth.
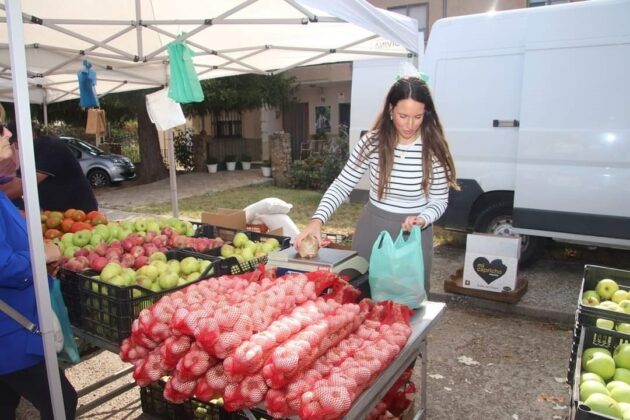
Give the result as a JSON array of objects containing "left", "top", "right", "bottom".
[{"left": 167, "top": 40, "right": 204, "bottom": 103}]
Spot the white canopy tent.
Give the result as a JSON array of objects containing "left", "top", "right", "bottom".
[{"left": 2, "top": 1, "right": 420, "bottom": 418}]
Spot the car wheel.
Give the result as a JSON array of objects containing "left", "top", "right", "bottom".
[
  {"left": 87, "top": 169, "right": 110, "bottom": 188},
  {"left": 473, "top": 202, "right": 547, "bottom": 268}
]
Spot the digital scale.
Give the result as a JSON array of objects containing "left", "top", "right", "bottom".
[{"left": 267, "top": 247, "right": 369, "bottom": 280}]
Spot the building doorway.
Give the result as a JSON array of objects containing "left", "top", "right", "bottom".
[
  {"left": 283, "top": 102, "right": 309, "bottom": 161},
  {"left": 339, "top": 103, "right": 350, "bottom": 136}
]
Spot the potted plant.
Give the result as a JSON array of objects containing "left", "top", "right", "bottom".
[
  {"left": 241, "top": 153, "right": 252, "bottom": 170},
  {"left": 224, "top": 155, "right": 237, "bottom": 171},
  {"left": 206, "top": 155, "right": 218, "bottom": 173},
  {"left": 261, "top": 160, "right": 272, "bottom": 177}
]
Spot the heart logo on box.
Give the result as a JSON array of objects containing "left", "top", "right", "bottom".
[{"left": 473, "top": 257, "right": 508, "bottom": 284}]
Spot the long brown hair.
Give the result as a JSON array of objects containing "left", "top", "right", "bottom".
[{"left": 360, "top": 77, "right": 458, "bottom": 199}]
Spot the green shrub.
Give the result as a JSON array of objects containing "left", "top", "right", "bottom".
[
  {"left": 173, "top": 128, "right": 195, "bottom": 171},
  {"left": 289, "top": 130, "right": 348, "bottom": 191}
]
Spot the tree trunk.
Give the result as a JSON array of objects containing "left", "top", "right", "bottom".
[
  {"left": 192, "top": 132, "right": 207, "bottom": 172},
  {"left": 136, "top": 104, "right": 168, "bottom": 184}
]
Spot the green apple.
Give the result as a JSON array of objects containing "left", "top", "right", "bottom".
[
  {"left": 63, "top": 245, "right": 79, "bottom": 259},
  {"left": 93, "top": 224, "right": 110, "bottom": 242},
  {"left": 598, "top": 301, "right": 622, "bottom": 312},
  {"left": 90, "top": 233, "right": 103, "bottom": 247},
  {"left": 580, "top": 379, "right": 610, "bottom": 401},
  {"left": 614, "top": 290, "right": 630, "bottom": 304},
  {"left": 596, "top": 318, "right": 615, "bottom": 330},
  {"left": 158, "top": 271, "right": 179, "bottom": 289},
  {"left": 150, "top": 260, "right": 168, "bottom": 274},
  {"left": 619, "top": 300, "right": 630, "bottom": 314},
  {"left": 620, "top": 403, "right": 630, "bottom": 420},
  {"left": 241, "top": 247, "right": 254, "bottom": 261},
  {"left": 107, "top": 224, "right": 121, "bottom": 242},
  {"left": 584, "top": 393, "right": 623, "bottom": 419},
  {"left": 615, "top": 369, "right": 630, "bottom": 385},
  {"left": 166, "top": 260, "right": 181, "bottom": 274},
  {"left": 149, "top": 282, "right": 162, "bottom": 293},
  {"left": 615, "top": 343, "right": 630, "bottom": 370},
  {"left": 186, "top": 272, "right": 201, "bottom": 282},
  {"left": 199, "top": 260, "right": 212, "bottom": 275},
  {"left": 233, "top": 232, "right": 248, "bottom": 248},
  {"left": 261, "top": 242, "right": 274, "bottom": 254},
  {"left": 146, "top": 220, "right": 161, "bottom": 233},
  {"left": 586, "top": 352, "right": 616, "bottom": 380},
  {"left": 177, "top": 277, "right": 187, "bottom": 286},
  {"left": 135, "top": 275, "right": 154, "bottom": 289},
  {"left": 138, "top": 264, "right": 160, "bottom": 281},
  {"left": 220, "top": 244, "right": 235, "bottom": 258},
  {"left": 607, "top": 380, "right": 630, "bottom": 392},
  {"left": 149, "top": 252, "right": 167, "bottom": 263},
  {"left": 597, "top": 278, "right": 620, "bottom": 300},
  {"left": 109, "top": 275, "right": 127, "bottom": 287},
  {"left": 583, "top": 347, "right": 613, "bottom": 369},
  {"left": 61, "top": 232, "right": 75, "bottom": 246},
  {"left": 72, "top": 230, "right": 92, "bottom": 247},
  {"left": 179, "top": 257, "right": 200, "bottom": 275},
  {"left": 134, "top": 219, "right": 148, "bottom": 232},
  {"left": 265, "top": 237, "right": 280, "bottom": 250},
  {"left": 121, "top": 268, "right": 137, "bottom": 285},
  {"left": 612, "top": 381, "right": 630, "bottom": 403},
  {"left": 582, "top": 372, "right": 606, "bottom": 385},
  {"left": 101, "top": 262, "right": 123, "bottom": 282},
  {"left": 618, "top": 323, "right": 630, "bottom": 334},
  {"left": 185, "top": 222, "right": 195, "bottom": 237}
]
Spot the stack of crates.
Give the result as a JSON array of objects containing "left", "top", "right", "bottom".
[{"left": 569, "top": 265, "right": 630, "bottom": 419}]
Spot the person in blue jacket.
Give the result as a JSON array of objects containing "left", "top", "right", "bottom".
[{"left": 0, "top": 113, "right": 77, "bottom": 419}]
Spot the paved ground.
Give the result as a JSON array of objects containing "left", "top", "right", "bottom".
[{"left": 18, "top": 171, "right": 605, "bottom": 419}]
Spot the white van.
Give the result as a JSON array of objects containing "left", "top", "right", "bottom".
[
  {"left": 417, "top": 0, "right": 630, "bottom": 266},
  {"left": 422, "top": 0, "right": 630, "bottom": 263}
]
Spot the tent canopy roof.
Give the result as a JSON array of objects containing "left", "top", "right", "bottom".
[{"left": 0, "top": 0, "right": 419, "bottom": 104}]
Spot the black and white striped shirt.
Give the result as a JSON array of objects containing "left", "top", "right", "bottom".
[{"left": 313, "top": 132, "right": 449, "bottom": 225}]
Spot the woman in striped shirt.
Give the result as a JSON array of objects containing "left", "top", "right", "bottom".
[{"left": 295, "top": 77, "right": 458, "bottom": 294}]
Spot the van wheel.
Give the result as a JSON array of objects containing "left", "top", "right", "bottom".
[
  {"left": 473, "top": 202, "right": 547, "bottom": 268},
  {"left": 87, "top": 169, "right": 110, "bottom": 188}
]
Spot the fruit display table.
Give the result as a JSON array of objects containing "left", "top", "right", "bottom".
[{"left": 344, "top": 301, "right": 445, "bottom": 419}]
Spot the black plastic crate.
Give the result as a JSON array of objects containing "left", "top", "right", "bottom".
[
  {"left": 58, "top": 251, "right": 231, "bottom": 346},
  {"left": 58, "top": 268, "right": 83, "bottom": 325},
  {"left": 140, "top": 379, "right": 273, "bottom": 420},
  {"left": 194, "top": 224, "right": 291, "bottom": 249},
  {"left": 190, "top": 224, "right": 291, "bottom": 275},
  {"left": 578, "top": 265, "right": 630, "bottom": 320},
  {"left": 571, "top": 326, "right": 630, "bottom": 419}
]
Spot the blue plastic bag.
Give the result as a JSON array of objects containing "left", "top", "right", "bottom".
[
  {"left": 50, "top": 280, "right": 80, "bottom": 363},
  {"left": 368, "top": 226, "right": 426, "bottom": 309}
]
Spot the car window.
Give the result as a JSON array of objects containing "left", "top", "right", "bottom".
[
  {"left": 65, "top": 138, "right": 103, "bottom": 156},
  {"left": 67, "top": 144, "right": 81, "bottom": 159}
]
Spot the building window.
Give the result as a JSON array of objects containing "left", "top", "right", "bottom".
[
  {"left": 528, "top": 0, "right": 569, "bottom": 7},
  {"left": 389, "top": 4, "right": 428, "bottom": 38},
  {"left": 211, "top": 111, "right": 242, "bottom": 138}
]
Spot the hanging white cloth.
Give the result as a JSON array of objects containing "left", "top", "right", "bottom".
[{"left": 145, "top": 88, "right": 186, "bottom": 131}]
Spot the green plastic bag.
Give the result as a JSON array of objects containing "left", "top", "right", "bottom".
[
  {"left": 167, "top": 40, "right": 204, "bottom": 104},
  {"left": 368, "top": 226, "right": 426, "bottom": 309},
  {"left": 50, "top": 280, "right": 80, "bottom": 363}
]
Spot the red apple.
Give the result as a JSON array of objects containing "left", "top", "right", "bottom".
[
  {"left": 90, "top": 256, "right": 109, "bottom": 272},
  {"left": 143, "top": 243, "right": 159, "bottom": 256},
  {"left": 173, "top": 235, "right": 188, "bottom": 248},
  {"left": 161, "top": 226, "right": 174, "bottom": 237},
  {"left": 133, "top": 255, "right": 150, "bottom": 269},
  {"left": 94, "top": 242, "right": 109, "bottom": 257},
  {"left": 144, "top": 231, "right": 157, "bottom": 243},
  {"left": 121, "top": 238, "right": 135, "bottom": 252},
  {"left": 74, "top": 248, "right": 90, "bottom": 258},
  {"left": 120, "top": 253, "right": 135, "bottom": 268},
  {"left": 75, "top": 255, "right": 90, "bottom": 270},
  {"left": 130, "top": 245, "right": 145, "bottom": 258}
]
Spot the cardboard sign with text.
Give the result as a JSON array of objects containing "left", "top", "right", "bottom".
[{"left": 463, "top": 234, "right": 520, "bottom": 293}]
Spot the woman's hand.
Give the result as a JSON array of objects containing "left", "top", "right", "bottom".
[
  {"left": 402, "top": 216, "right": 426, "bottom": 231},
  {"left": 44, "top": 241, "right": 62, "bottom": 276},
  {"left": 44, "top": 241, "right": 61, "bottom": 264},
  {"left": 294, "top": 219, "right": 322, "bottom": 249}
]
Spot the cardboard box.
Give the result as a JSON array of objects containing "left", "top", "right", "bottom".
[
  {"left": 201, "top": 209, "right": 283, "bottom": 236},
  {"left": 201, "top": 208, "right": 246, "bottom": 230},
  {"left": 462, "top": 233, "right": 520, "bottom": 293}
]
